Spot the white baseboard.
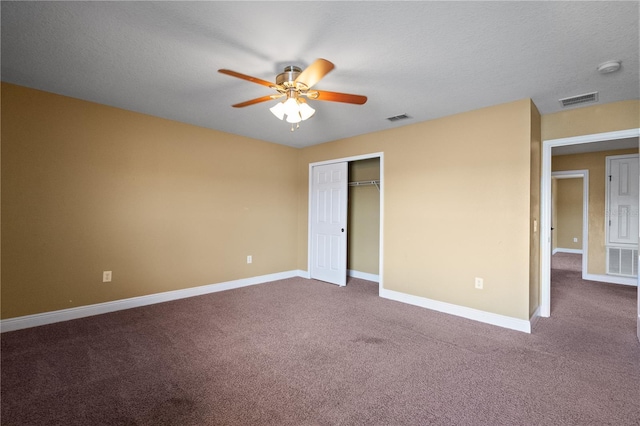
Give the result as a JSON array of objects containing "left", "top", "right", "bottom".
[
  {"left": 583, "top": 273, "right": 638, "bottom": 286},
  {"left": 0, "top": 270, "right": 545, "bottom": 334},
  {"left": 553, "top": 248, "right": 583, "bottom": 254},
  {"left": 347, "top": 269, "right": 380, "bottom": 282},
  {"left": 379, "top": 288, "right": 532, "bottom": 333},
  {"left": 296, "top": 269, "right": 311, "bottom": 279},
  {"left": 529, "top": 306, "right": 541, "bottom": 330},
  {"left": 1, "top": 270, "right": 303, "bottom": 333}
]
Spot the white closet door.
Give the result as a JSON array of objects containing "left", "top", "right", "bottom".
[
  {"left": 310, "top": 162, "right": 348, "bottom": 286},
  {"left": 608, "top": 155, "right": 639, "bottom": 246}
]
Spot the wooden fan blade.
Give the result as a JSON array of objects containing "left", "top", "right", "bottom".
[
  {"left": 295, "top": 58, "right": 335, "bottom": 89},
  {"left": 218, "top": 69, "right": 274, "bottom": 88},
  {"left": 232, "top": 94, "right": 282, "bottom": 108},
  {"left": 313, "top": 90, "right": 368, "bottom": 105}
]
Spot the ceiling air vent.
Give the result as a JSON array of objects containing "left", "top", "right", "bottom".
[
  {"left": 387, "top": 113, "right": 411, "bottom": 122},
  {"left": 559, "top": 92, "right": 598, "bottom": 108}
]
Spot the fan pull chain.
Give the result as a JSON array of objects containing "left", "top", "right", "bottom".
[{"left": 290, "top": 123, "right": 300, "bottom": 132}]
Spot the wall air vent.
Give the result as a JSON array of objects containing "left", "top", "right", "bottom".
[
  {"left": 607, "top": 247, "right": 638, "bottom": 277},
  {"left": 386, "top": 114, "right": 411, "bottom": 122},
  {"left": 559, "top": 92, "right": 598, "bottom": 108}
]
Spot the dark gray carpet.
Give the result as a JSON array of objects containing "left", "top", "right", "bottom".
[{"left": 2, "top": 266, "right": 639, "bottom": 425}]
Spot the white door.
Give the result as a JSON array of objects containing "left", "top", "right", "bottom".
[
  {"left": 607, "top": 155, "right": 639, "bottom": 246},
  {"left": 310, "top": 162, "right": 348, "bottom": 286}
]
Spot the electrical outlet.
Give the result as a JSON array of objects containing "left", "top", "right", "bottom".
[
  {"left": 102, "top": 271, "right": 112, "bottom": 283},
  {"left": 573, "top": 237, "right": 578, "bottom": 243},
  {"left": 247, "top": 255, "right": 252, "bottom": 264},
  {"left": 474, "top": 277, "right": 483, "bottom": 290}
]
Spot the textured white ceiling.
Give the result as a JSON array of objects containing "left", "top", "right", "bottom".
[{"left": 2, "top": 1, "right": 638, "bottom": 148}]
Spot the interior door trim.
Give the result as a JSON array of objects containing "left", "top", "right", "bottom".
[{"left": 541, "top": 128, "right": 640, "bottom": 318}]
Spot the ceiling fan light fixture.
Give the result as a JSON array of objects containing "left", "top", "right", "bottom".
[{"left": 270, "top": 97, "right": 312, "bottom": 124}]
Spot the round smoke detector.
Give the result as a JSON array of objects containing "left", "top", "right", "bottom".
[{"left": 597, "top": 60, "right": 621, "bottom": 74}]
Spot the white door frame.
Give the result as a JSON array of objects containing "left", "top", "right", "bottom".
[
  {"left": 308, "top": 152, "right": 384, "bottom": 293},
  {"left": 551, "top": 170, "right": 589, "bottom": 275},
  {"left": 541, "top": 128, "right": 640, "bottom": 318}
]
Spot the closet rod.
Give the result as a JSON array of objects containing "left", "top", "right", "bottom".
[{"left": 348, "top": 180, "right": 380, "bottom": 191}]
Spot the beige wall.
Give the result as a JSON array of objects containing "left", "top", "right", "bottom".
[
  {"left": 553, "top": 149, "right": 638, "bottom": 274},
  {"left": 348, "top": 159, "right": 380, "bottom": 275},
  {"left": 542, "top": 100, "right": 639, "bottom": 141},
  {"left": 4, "top": 83, "right": 635, "bottom": 324},
  {"left": 554, "top": 178, "right": 583, "bottom": 250},
  {"left": 1, "top": 83, "right": 299, "bottom": 319},
  {"left": 299, "top": 99, "right": 536, "bottom": 320}
]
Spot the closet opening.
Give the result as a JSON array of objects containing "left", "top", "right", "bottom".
[{"left": 308, "top": 152, "right": 383, "bottom": 291}]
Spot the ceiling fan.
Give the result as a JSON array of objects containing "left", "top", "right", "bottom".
[{"left": 218, "top": 58, "right": 367, "bottom": 130}]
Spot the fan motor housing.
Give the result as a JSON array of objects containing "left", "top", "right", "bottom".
[{"left": 276, "top": 66, "right": 302, "bottom": 87}]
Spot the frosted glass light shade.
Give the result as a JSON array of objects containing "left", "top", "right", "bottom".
[
  {"left": 269, "top": 102, "right": 285, "bottom": 120},
  {"left": 283, "top": 98, "right": 299, "bottom": 117},
  {"left": 298, "top": 102, "right": 315, "bottom": 120},
  {"left": 286, "top": 112, "right": 302, "bottom": 123},
  {"left": 270, "top": 97, "right": 314, "bottom": 126}
]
